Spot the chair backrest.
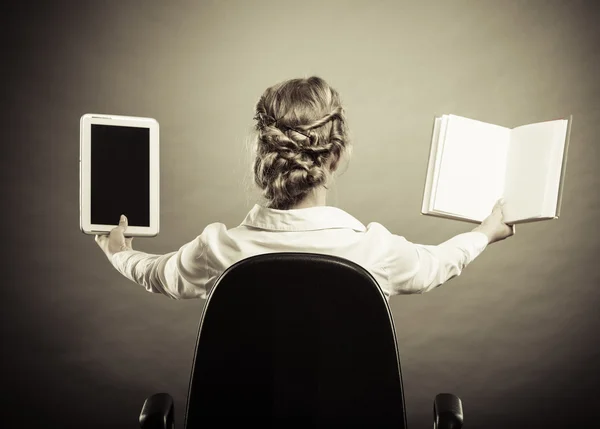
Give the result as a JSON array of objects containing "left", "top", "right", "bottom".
[{"left": 183, "top": 253, "right": 407, "bottom": 428}]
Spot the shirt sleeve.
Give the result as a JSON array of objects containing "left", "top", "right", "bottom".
[
  {"left": 110, "top": 235, "right": 210, "bottom": 300},
  {"left": 385, "top": 231, "right": 489, "bottom": 295}
]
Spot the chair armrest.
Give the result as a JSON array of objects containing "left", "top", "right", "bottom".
[
  {"left": 139, "top": 392, "right": 175, "bottom": 429},
  {"left": 433, "top": 393, "right": 463, "bottom": 429}
]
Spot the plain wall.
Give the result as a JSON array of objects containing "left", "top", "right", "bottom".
[{"left": 3, "top": 1, "right": 599, "bottom": 427}]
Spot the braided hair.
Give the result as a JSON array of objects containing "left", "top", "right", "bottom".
[{"left": 252, "top": 76, "right": 352, "bottom": 210}]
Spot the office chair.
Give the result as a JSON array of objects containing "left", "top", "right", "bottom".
[{"left": 139, "top": 253, "right": 464, "bottom": 428}]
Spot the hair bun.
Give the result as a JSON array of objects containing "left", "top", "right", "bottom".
[{"left": 252, "top": 76, "right": 350, "bottom": 210}]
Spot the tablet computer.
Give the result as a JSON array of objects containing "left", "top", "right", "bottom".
[{"left": 80, "top": 113, "right": 160, "bottom": 237}]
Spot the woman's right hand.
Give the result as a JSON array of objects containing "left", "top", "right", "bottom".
[{"left": 473, "top": 198, "right": 515, "bottom": 245}]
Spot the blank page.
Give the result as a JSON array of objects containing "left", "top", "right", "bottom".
[
  {"left": 429, "top": 117, "right": 448, "bottom": 210},
  {"left": 503, "top": 120, "right": 568, "bottom": 221},
  {"left": 543, "top": 119, "right": 569, "bottom": 216},
  {"left": 433, "top": 115, "right": 510, "bottom": 221}
]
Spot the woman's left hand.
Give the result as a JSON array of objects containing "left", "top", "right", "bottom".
[{"left": 95, "top": 215, "right": 134, "bottom": 261}]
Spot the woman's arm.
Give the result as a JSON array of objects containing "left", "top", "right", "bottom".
[
  {"left": 109, "top": 237, "right": 209, "bottom": 300},
  {"left": 95, "top": 215, "right": 210, "bottom": 299},
  {"left": 385, "top": 199, "right": 515, "bottom": 295},
  {"left": 385, "top": 231, "right": 489, "bottom": 295}
]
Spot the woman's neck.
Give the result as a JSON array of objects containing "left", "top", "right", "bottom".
[{"left": 290, "top": 186, "right": 328, "bottom": 209}]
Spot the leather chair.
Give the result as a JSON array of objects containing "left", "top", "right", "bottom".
[{"left": 139, "top": 253, "right": 464, "bottom": 428}]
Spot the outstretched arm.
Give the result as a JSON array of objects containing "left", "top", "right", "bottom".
[
  {"left": 110, "top": 244, "right": 208, "bottom": 299},
  {"left": 385, "top": 231, "right": 489, "bottom": 295},
  {"left": 95, "top": 215, "right": 209, "bottom": 299},
  {"left": 385, "top": 198, "right": 515, "bottom": 295}
]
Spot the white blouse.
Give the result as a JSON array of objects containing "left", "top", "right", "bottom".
[{"left": 111, "top": 204, "right": 489, "bottom": 301}]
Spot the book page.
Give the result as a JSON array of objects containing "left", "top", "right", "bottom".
[
  {"left": 421, "top": 117, "right": 442, "bottom": 214},
  {"left": 503, "top": 120, "right": 567, "bottom": 222},
  {"left": 542, "top": 119, "right": 569, "bottom": 216},
  {"left": 429, "top": 116, "right": 449, "bottom": 209},
  {"left": 433, "top": 115, "right": 510, "bottom": 221}
]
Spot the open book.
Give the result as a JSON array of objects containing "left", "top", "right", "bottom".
[{"left": 421, "top": 114, "right": 572, "bottom": 224}]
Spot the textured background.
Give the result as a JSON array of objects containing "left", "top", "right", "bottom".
[{"left": 3, "top": 0, "right": 599, "bottom": 428}]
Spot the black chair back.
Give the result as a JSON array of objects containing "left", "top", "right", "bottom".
[{"left": 184, "top": 253, "right": 407, "bottom": 428}]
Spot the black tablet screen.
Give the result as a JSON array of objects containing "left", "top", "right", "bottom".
[{"left": 90, "top": 124, "right": 150, "bottom": 227}]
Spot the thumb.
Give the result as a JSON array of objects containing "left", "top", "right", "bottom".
[
  {"left": 118, "top": 214, "right": 128, "bottom": 230},
  {"left": 493, "top": 198, "right": 506, "bottom": 211}
]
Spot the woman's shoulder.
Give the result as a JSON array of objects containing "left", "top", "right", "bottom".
[
  {"left": 363, "top": 220, "right": 394, "bottom": 235},
  {"left": 199, "top": 221, "right": 229, "bottom": 237}
]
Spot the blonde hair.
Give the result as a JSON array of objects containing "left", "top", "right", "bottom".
[{"left": 251, "top": 76, "right": 352, "bottom": 210}]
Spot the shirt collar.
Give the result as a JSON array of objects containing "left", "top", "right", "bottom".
[{"left": 240, "top": 204, "right": 366, "bottom": 232}]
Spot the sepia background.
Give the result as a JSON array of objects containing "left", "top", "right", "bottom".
[{"left": 3, "top": 0, "right": 599, "bottom": 428}]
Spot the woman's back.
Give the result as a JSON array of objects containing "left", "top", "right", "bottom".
[{"left": 199, "top": 204, "right": 396, "bottom": 298}]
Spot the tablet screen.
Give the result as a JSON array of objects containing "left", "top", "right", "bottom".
[{"left": 90, "top": 124, "right": 150, "bottom": 227}]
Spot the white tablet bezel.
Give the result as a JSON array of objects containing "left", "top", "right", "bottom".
[{"left": 80, "top": 113, "right": 160, "bottom": 237}]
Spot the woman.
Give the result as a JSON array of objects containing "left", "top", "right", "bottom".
[{"left": 95, "top": 76, "right": 514, "bottom": 300}]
